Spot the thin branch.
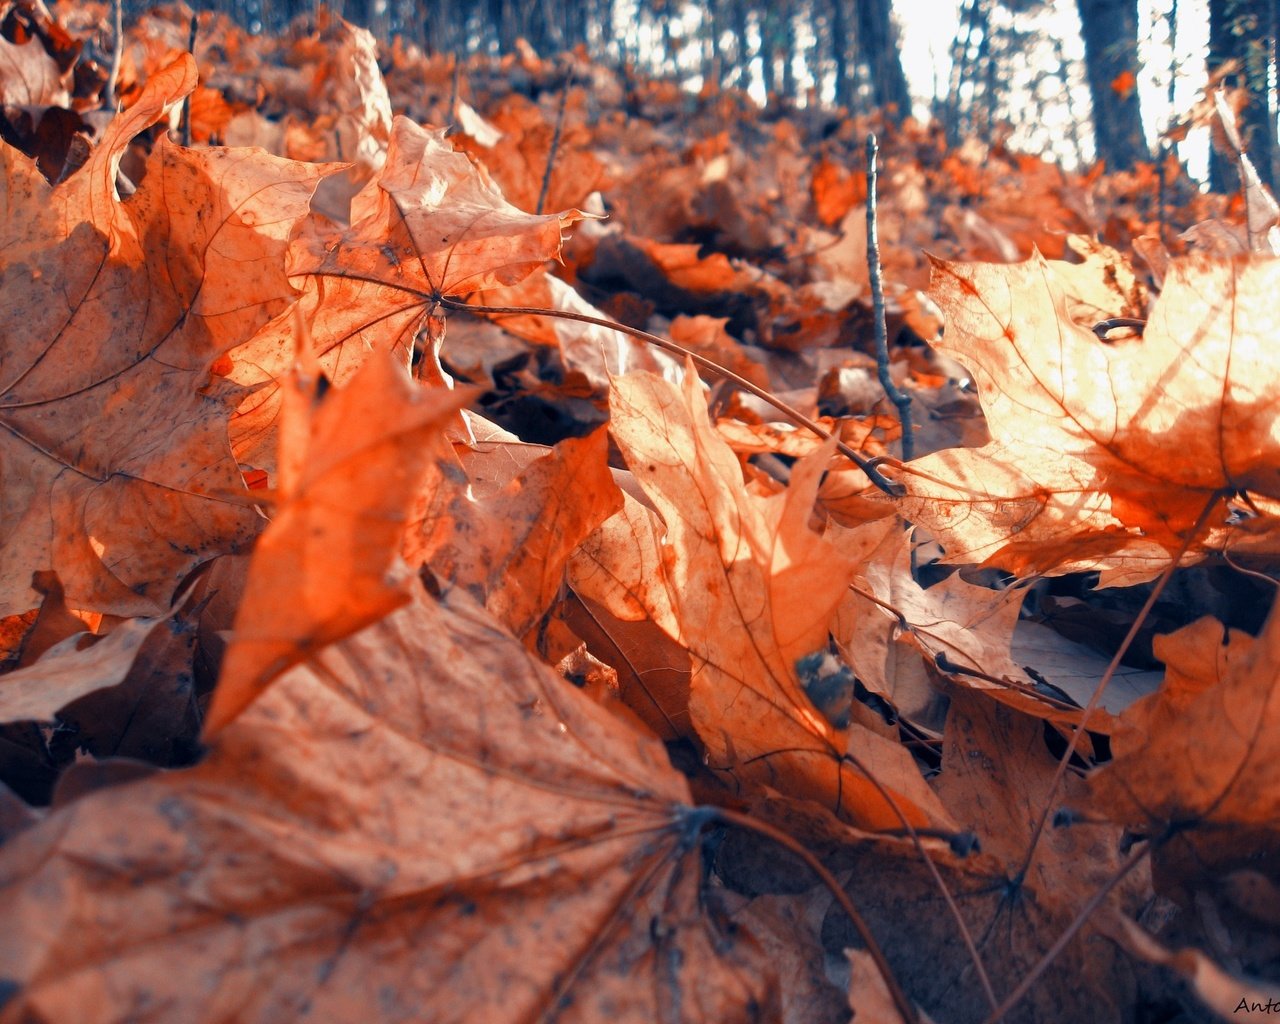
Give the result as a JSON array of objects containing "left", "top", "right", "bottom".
[
  {"left": 536, "top": 64, "right": 573, "bottom": 215},
  {"left": 440, "top": 297, "right": 906, "bottom": 497},
  {"left": 866, "top": 134, "right": 914, "bottom": 462},
  {"left": 447, "top": 52, "right": 461, "bottom": 122},
  {"left": 103, "top": 0, "right": 123, "bottom": 112},
  {"left": 179, "top": 13, "right": 197, "bottom": 148}
]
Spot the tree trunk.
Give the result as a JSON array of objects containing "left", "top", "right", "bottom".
[
  {"left": 1076, "top": 0, "right": 1149, "bottom": 170},
  {"left": 781, "top": 0, "right": 795, "bottom": 100},
  {"left": 1209, "top": 0, "right": 1278, "bottom": 191},
  {"left": 830, "top": 0, "right": 851, "bottom": 110},
  {"left": 856, "top": 0, "right": 912, "bottom": 121}
]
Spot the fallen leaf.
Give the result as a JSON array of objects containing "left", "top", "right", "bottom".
[
  {"left": 413, "top": 426, "right": 623, "bottom": 639},
  {"left": 1082, "top": 609, "right": 1280, "bottom": 905},
  {"left": 575, "top": 369, "right": 955, "bottom": 832},
  {"left": 892, "top": 254, "right": 1280, "bottom": 585},
  {"left": 204, "top": 348, "right": 471, "bottom": 736},
  {"left": 228, "top": 115, "right": 582, "bottom": 468},
  {"left": 0, "top": 581, "right": 780, "bottom": 1023},
  {"left": 1098, "top": 912, "right": 1280, "bottom": 1023},
  {"left": 0, "top": 613, "right": 171, "bottom": 725},
  {"left": 0, "top": 54, "right": 325, "bottom": 616}
]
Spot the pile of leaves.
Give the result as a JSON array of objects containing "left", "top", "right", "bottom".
[{"left": 1, "top": 2, "right": 1278, "bottom": 1021}]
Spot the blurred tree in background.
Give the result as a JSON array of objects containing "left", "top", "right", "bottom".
[{"left": 109, "top": 0, "right": 1278, "bottom": 184}]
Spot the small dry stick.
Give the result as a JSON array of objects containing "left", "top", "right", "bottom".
[
  {"left": 446, "top": 53, "right": 461, "bottom": 122},
  {"left": 866, "top": 134, "right": 914, "bottom": 462},
  {"left": 180, "top": 14, "right": 197, "bottom": 147},
  {"left": 536, "top": 63, "right": 574, "bottom": 215},
  {"left": 103, "top": 0, "right": 123, "bottom": 111}
]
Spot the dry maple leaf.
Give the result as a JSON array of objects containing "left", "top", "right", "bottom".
[
  {"left": 453, "top": 91, "right": 605, "bottom": 214},
  {"left": 0, "top": 31, "right": 68, "bottom": 107},
  {"left": 0, "top": 581, "right": 780, "bottom": 1024},
  {"left": 1082, "top": 610, "right": 1280, "bottom": 898},
  {"left": 204, "top": 347, "right": 471, "bottom": 736},
  {"left": 227, "top": 115, "right": 583, "bottom": 468},
  {"left": 830, "top": 521, "right": 1116, "bottom": 729},
  {"left": 412, "top": 426, "right": 623, "bottom": 640},
  {"left": 0, "top": 54, "right": 326, "bottom": 617},
  {"left": 814, "top": 689, "right": 1144, "bottom": 1024},
  {"left": 892, "top": 253, "right": 1280, "bottom": 585},
  {"left": 0, "top": 610, "right": 171, "bottom": 724},
  {"left": 572, "top": 369, "right": 955, "bottom": 833}
]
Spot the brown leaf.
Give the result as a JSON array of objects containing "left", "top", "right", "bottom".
[
  {"left": 0, "top": 583, "right": 779, "bottom": 1023},
  {"left": 561, "top": 589, "right": 692, "bottom": 742},
  {"left": 0, "top": 33, "right": 68, "bottom": 107},
  {"left": 831, "top": 524, "right": 1118, "bottom": 728},
  {"left": 0, "top": 613, "right": 171, "bottom": 725},
  {"left": 0, "top": 55, "right": 326, "bottom": 616},
  {"left": 732, "top": 891, "right": 849, "bottom": 1023},
  {"left": 204, "top": 348, "right": 470, "bottom": 736},
  {"left": 227, "top": 116, "right": 582, "bottom": 468},
  {"left": 453, "top": 91, "right": 605, "bottom": 214},
  {"left": 576, "top": 369, "right": 955, "bottom": 833},
  {"left": 892, "top": 254, "right": 1280, "bottom": 585},
  {"left": 1082, "top": 610, "right": 1280, "bottom": 905},
  {"left": 413, "top": 427, "right": 623, "bottom": 639}
]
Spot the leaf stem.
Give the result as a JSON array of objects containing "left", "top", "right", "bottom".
[
  {"left": 440, "top": 297, "right": 906, "bottom": 497},
  {"left": 703, "top": 805, "right": 920, "bottom": 1024},
  {"left": 180, "top": 13, "right": 197, "bottom": 147}
]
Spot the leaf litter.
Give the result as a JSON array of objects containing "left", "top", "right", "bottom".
[{"left": 0, "top": 5, "right": 1278, "bottom": 1022}]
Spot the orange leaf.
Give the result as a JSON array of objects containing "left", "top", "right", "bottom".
[
  {"left": 0, "top": 581, "right": 778, "bottom": 1022},
  {"left": 891, "top": 253, "right": 1280, "bottom": 585},
  {"left": 574, "top": 369, "right": 956, "bottom": 832},
  {"left": 227, "top": 117, "right": 583, "bottom": 468},
  {"left": 413, "top": 427, "right": 624, "bottom": 639},
  {"left": 203, "top": 350, "right": 471, "bottom": 735},
  {"left": 1110, "top": 69, "right": 1136, "bottom": 97},
  {"left": 1084, "top": 611, "right": 1280, "bottom": 868},
  {"left": 0, "top": 55, "right": 326, "bottom": 617}
]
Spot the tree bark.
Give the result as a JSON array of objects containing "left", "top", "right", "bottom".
[
  {"left": 1076, "top": 0, "right": 1149, "bottom": 170},
  {"left": 857, "top": 0, "right": 912, "bottom": 121},
  {"left": 1209, "top": 0, "right": 1277, "bottom": 190},
  {"left": 830, "top": 0, "right": 852, "bottom": 110}
]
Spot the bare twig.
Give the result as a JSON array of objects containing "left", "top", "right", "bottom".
[
  {"left": 447, "top": 53, "right": 461, "bottom": 122},
  {"left": 866, "top": 134, "right": 914, "bottom": 462},
  {"left": 179, "top": 13, "right": 197, "bottom": 147},
  {"left": 536, "top": 63, "right": 573, "bottom": 215},
  {"left": 440, "top": 297, "right": 906, "bottom": 497},
  {"left": 103, "top": 0, "right": 123, "bottom": 112}
]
